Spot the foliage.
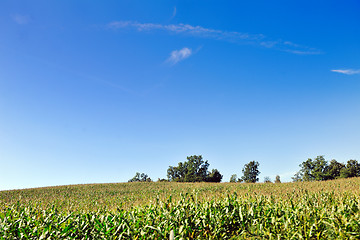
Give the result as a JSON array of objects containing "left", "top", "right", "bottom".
[
  {"left": 312, "top": 155, "right": 329, "bottom": 180},
  {"left": 294, "top": 156, "right": 360, "bottom": 182},
  {"left": 342, "top": 159, "right": 360, "bottom": 178},
  {"left": 167, "top": 155, "right": 222, "bottom": 182},
  {"left": 157, "top": 178, "right": 169, "bottom": 182},
  {"left": 263, "top": 176, "right": 272, "bottom": 183},
  {"left": 275, "top": 175, "right": 281, "bottom": 183},
  {"left": 292, "top": 171, "right": 302, "bottom": 182},
  {"left": 229, "top": 174, "right": 237, "bottom": 182},
  {"left": 327, "top": 159, "right": 345, "bottom": 180},
  {"left": 128, "top": 172, "right": 152, "bottom": 182},
  {"left": 229, "top": 174, "right": 242, "bottom": 183},
  {"left": 241, "top": 161, "right": 260, "bottom": 183},
  {"left": 206, "top": 169, "right": 223, "bottom": 182},
  {"left": 296, "top": 156, "right": 328, "bottom": 181}
]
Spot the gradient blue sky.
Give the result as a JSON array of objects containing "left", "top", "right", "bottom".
[{"left": 1, "top": 0, "right": 360, "bottom": 190}]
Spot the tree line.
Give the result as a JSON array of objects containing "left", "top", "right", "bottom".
[
  {"left": 129, "top": 155, "right": 360, "bottom": 183},
  {"left": 292, "top": 156, "right": 360, "bottom": 182},
  {"left": 129, "top": 155, "right": 261, "bottom": 183}
]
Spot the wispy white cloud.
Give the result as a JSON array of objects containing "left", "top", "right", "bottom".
[
  {"left": 284, "top": 49, "right": 323, "bottom": 55},
  {"left": 107, "top": 21, "right": 321, "bottom": 55},
  {"left": 12, "top": 14, "right": 30, "bottom": 25},
  {"left": 167, "top": 47, "right": 192, "bottom": 64},
  {"left": 331, "top": 69, "right": 360, "bottom": 75},
  {"left": 172, "top": 7, "right": 177, "bottom": 19},
  {"left": 108, "top": 21, "right": 262, "bottom": 40}
]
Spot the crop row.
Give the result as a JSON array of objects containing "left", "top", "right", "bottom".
[{"left": 1, "top": 191, "right": 360, "bottom": 239}]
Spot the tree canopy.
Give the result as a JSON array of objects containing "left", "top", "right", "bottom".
[
  {"left": 128, "top": 172, "right": 152, "bottom": 182},
  {"left": 241, "top": 161, "right": 260, "bottom": 183},
  {"left": 275, "top": 175, "right": 281, "bottom": 183},
  {"left": 167, "top": 155, "right": 222, "bottom": 182},
  {"left": 293, "top": 156, "right": 360, "bottom": 182},
  {"left": 229, "top": 174, "right": 238, "bottom": 183},
  {"left": 263, "top": 176, "right": 272, "bottom": 183}
]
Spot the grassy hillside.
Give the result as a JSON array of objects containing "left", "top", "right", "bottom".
[{"left": 1, "top": 178, "right": 360, "bottom": 238}]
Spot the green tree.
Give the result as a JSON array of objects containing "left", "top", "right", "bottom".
[
  {"left": 326, "top": 159, "right": 345, "bottom": 179},
  {"left": 128, "top": 172, "right": 152, "bottom": 182},
  {"left": 340, "top": 168, "right": 351, "bottom": 178},
  {"left": 241, "top": 161, "right": 260, "bottom": 183},
  {"left": 292, "top": 171, "right": 302, "bottom": 182},
  {"left": 340, "top": 159, "right": 360, "bottom": 178},
  {"left": 298, "top": 158, "right": 314, "bottom": 181},
  {"left": 206, "top": 169, "right": 223, "bottom": 182},
  {"left": 275, "top": 175, "right": 281, "bottom": 183},
  {"left": 312, "top": 156, "right": 329, "bottom": 181},
  {"left": 229, "top": 174, "right": 238, "bottom": 183},
  {"left": 264, "top": 176, "right": 272, "bottom": 183},
  {"left": 293, "top": 156, "right": 360, "bottom": 181},
  {"left": 296, "top": 156, "right": 328, "bottom": 181},
  {"left": 167, "top": 155, "right": 222, "bottom": 182}
]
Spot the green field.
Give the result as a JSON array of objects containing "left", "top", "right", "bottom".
[{"left": 1, "top": 179, "right": 360, "bottom": 239}]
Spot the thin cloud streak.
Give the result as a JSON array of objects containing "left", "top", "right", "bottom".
[
  {"left": 172, "top": 7, "right": 177, "bottom": 18},
  {"left": 331, "top": 69, "right": 360, "bottom": 75},
  {"left": 108, "top": 21, "right": 263, "bottom": 40},
  {"left": 108, "top": 21, "right": 321, "bottom": 55},
  {"left": 167, "top": 47, "right": 192, "bottom": 64}
]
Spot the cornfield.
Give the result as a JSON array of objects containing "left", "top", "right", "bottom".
[{"left": 1, "top": 179, "right": 360, "bottom": 239}]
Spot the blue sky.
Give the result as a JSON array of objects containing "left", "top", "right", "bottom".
[{"left": 1, "top": 0, "right": 360, "bottom": 190}]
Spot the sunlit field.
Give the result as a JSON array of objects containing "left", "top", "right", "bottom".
[{"left": 1, "top": 178, "right": 360, "bottom": 239}]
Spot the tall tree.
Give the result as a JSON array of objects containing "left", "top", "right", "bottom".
[
  {"left": 295, "top": 156, "right": 328, "bottom": 181},
  {"left": 229, "top": 174, "right": 238, "bottom": 183},
  {"left": 275, "top": 175, "right": 281, "bottom": 183},
  {"left": 241, "top": 161, "right": 260, "bottom": 183},
  {"left": 312, "top": 156, "right": 329, "bottom": 181},
  {"left": 298, "top": 158, "right": 315, "bottom": 181},
  {"left": 183, "top": 155, "right": 209, "bottom": 182}
]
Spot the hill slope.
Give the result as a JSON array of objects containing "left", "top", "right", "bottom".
[{"left": 1, "top": 178, "right": 360, "bottom": 238}]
